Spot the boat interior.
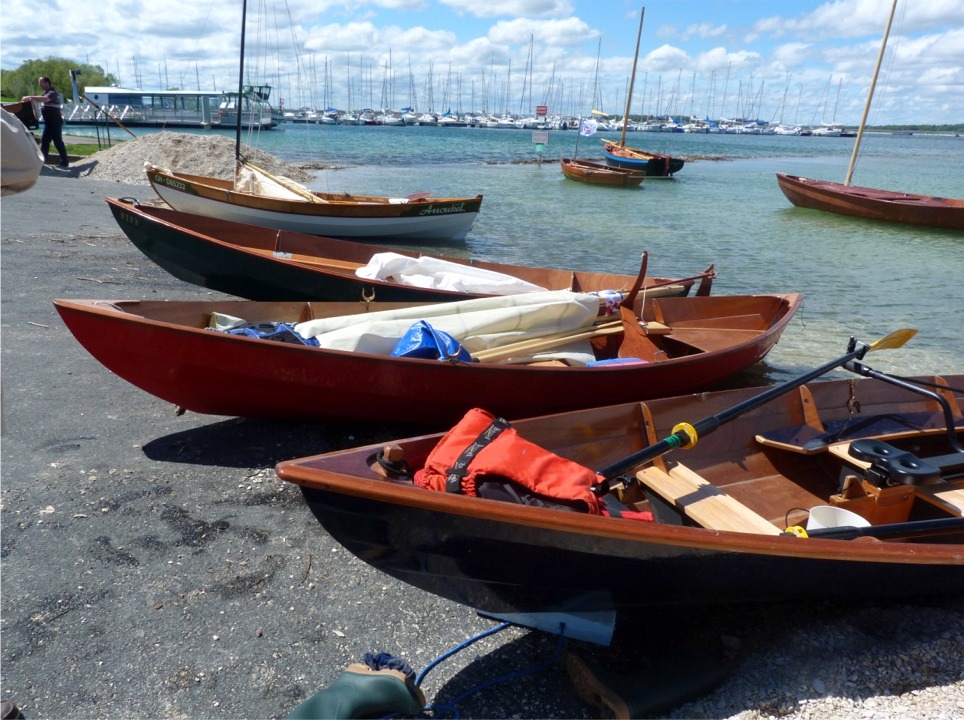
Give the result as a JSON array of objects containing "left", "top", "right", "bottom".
[{"left": 337, "top": 375, "right": 964, "bottom": 541}]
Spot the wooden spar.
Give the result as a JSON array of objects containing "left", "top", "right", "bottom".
[
  {"left": 845, "top": 0, "right": 898, "bottom": 186},
  {"left": 618, "top": 6, "right": 645, "bottom": 150},
  {"left": 235, "top": 0, "right": 247, "bottom": 175},
  {"left": 241, "top": 161, "right": 328, "bottom": 204}
]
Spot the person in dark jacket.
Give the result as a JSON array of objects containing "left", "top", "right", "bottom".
[{"left": 22, "top": 76, "right": 69, "bottom": 168}]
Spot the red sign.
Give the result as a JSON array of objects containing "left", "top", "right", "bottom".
[{"left": 536, "top": 105, "right": 548, "bottom": 117}]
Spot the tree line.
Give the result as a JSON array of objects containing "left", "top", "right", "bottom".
[{"left": 1, "top": 58, "right": 117, "bottom": 102}]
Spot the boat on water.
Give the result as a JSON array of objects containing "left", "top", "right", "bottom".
[
  {"left": 602, "top": 142, "right": 685, "bottom": 178},
  {"left": 54, "top": 290, "right": 800, "bottom": 426},
  {"left": 775, "top": 174, "right": 964, "bottom": 231},
  {"left": 63, "top": 86, "right": 276, "bottom": 130},
  {"left": 776, "top": 0, "right": 964, "bottom": 231},
  {"left": 601, "top": 8, "right": 685, "bottom": 179},
  {"left": 106, "top": 197, "right": 714, "bottom": 302},
  {"left": 275, "top": 355, "right": 964, "bottom": 620},
  {"left": 560, "top": 158, "right": 644, "bottom": 187},
  {"left": 145, "top": 163, "right": 484, "bottom": 242}
]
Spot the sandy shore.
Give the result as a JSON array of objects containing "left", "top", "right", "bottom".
[{"left": 1, "top": 170, "right": 962, "bottom": 719}]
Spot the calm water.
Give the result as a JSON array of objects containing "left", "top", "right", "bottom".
[{"left": 88, "top": 122, "right": 964, "bottom": 382}]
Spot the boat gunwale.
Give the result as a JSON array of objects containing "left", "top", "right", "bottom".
[{"left": 52, "top": 293, "right": 802, "bottom": 374}]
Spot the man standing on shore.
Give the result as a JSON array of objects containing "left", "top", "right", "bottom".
[{"left": 22, "top": 76, "right": 69, "bottom": 168}]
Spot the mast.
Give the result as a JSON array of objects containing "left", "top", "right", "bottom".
[
  {"left": 845, "top": 0, "right": 898, "bottom": 186},
  {"left": 619, "top": 5, "right": 645, "bottom": 148},
  {"left": 235, "top": 0, "right": 247, "bottom": 170}
]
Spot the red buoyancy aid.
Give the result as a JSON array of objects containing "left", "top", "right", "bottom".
[{"left": 414, "top": 408, "right": 603, "bottom": 514}]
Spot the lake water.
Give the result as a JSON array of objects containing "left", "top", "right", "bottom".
[{"left": 84, "top": 122, "right": 964, "bottom": 382}]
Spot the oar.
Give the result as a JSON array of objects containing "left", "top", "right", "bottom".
[
  {"left": 797, "top": 516, "right": 964, "bottom": 541},
  {"left": 589, "top": 328, "right": 918, "bottom": 495},
  {"left": 473, "top": 321, "right": 623, "bottom": 363}
]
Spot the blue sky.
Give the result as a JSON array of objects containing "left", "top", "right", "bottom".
[{"left": 3, "top": 0, "right": 963, "bottom": 125}]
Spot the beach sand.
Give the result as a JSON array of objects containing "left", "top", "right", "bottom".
[{"left": 1, "top": 169, "right": 961, "bottom": 719}]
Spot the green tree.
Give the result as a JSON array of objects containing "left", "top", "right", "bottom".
[{"left": 1, "top": 58, "right": 117, "bottom": 102}]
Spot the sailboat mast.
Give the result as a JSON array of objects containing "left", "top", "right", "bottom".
[
  {"left": 235, "top": 0, "right": 247, "bottom": 170},
  {"left": 845, "top": 0, "right": 898, "bottom": 186},
  {"left": 619, "top": 6, "right": 645, "bottom": 148}
]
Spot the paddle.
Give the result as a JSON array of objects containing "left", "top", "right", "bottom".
[{"left": 589, "top": 328, "right": 918, "bottom": 495}]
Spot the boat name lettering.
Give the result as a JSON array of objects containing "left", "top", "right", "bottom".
[
  {"left": 118, "top": 211, "right": 139, "bottom": 226},
  {"left": 418, "top": 202, "right": 466, "bottom": 216},
  {"left": 155, "top": 174, "right": 189, "bottom": 191}
]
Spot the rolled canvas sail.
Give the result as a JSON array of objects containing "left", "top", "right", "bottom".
[{"left": 294, "top": 290, "right": 602, "bottom": 355}]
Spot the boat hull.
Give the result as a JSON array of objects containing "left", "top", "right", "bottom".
[
  {"left": 776, "top": 173, "right": 964, "bottom": 230},
  {"left": 146, "top": 167, "right": 483, "bottom": 242},
  {"left": 278, "top": 377, "right": 964, "bottom": 614},
  {"left": 54, "top": 293, "right": 800, "bottom": 426},
  {"left": 602, "top": 142, "right": 685, "bottom": 177},
  {"left": 106, "top": 198, "right": 710, "bottom": 302},
  {"left": 560, "top": 158, "right": 644, "bottom": 187}
]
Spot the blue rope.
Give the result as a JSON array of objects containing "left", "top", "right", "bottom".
[
  {"left": 415, "top": 621, "right": 512, "bottom": 688},
  {"left": 416, "top": 621, "right": 568, "bottom": 719}
]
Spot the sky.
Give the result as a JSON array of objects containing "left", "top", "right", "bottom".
[{"left": 2, "top": 0, "right": 963, "bottom": 125}]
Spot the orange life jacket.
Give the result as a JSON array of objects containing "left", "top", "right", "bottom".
[{"left": 414, "top": 408, "right": 603, "bottom": 514}]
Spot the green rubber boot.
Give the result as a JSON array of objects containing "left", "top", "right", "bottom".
[{"left": 285, "top": 663, "right": 425, "bottom": 720}]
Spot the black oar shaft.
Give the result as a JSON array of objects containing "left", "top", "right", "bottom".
[
  {"left": 595, "top": 345, "right": 867, "bottom": 485},
  {"left": 803, "top": 516, "right": 964, "bottom": 540}
]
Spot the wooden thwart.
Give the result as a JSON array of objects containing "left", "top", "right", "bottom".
[{"left": 637, "top": 463, "right": 783, "bottom": 535}]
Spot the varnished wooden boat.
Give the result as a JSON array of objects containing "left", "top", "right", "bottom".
[
  {"left": 54, "top": 291, "right": 800, "bottom": 426},
  {"left": 145, "top": 163, "right": 484, "bottom": 242},
  {"left": 602, "top": 141, "right": 685, "bottom": 177},
  {"left": 276, "top": 368, "right": 964, "bottom": 617},
  {"left": 775, "top": 173, "right": 964, "bottom": 231},
  {"left": 560, "top": 158, "right": 645, "bottom": 187},
  {"left": 106, "top": 197, "right": 714, "bottom": 302}
]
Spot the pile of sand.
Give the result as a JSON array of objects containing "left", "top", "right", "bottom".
[{"left": 79, "top": 131, "right": 313, "bottom": 185}]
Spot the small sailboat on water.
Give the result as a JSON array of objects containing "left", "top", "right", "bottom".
[
  {"left": 602, "top": 7, "right": 685, "bottom": 178},
  {"left": 776, "top": 0, "right": 964, "bottom": 231}
]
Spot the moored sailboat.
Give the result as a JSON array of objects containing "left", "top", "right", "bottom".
[
  {"left": 602, "top": 7, "right": 685, "bottom": 178},
  {"left": 776, "top": 0, "right": 964, "bottom": 231}
]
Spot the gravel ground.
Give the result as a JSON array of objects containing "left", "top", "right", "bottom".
[{"left": 1, "top": 159, "right": 962, "bottom": 719}]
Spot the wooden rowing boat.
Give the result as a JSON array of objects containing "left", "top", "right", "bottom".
[
  {"left": 560, "top": 158, "right": 645, "bottom": 187},
  {"left": 775, "top": 1, "right": 964, "bottom": 231},
  {"left": 54, "top": 291, "right": 800, "bottom": 425},
  {"left": 106, "top": 197, "right": 714, "bottom": 302},
  {"left": 145, "top": 163, "right": 484, "bottom": 242},
  {"left": 775, "top": 173, "right": 964, "bottom": 231},
  {"left": 275, "top": 369, "right": 964, "bottom": 619}
]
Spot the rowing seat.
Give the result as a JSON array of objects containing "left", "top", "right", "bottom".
[
  {"left": 828, "top": 441, "right": 964, "bottom": 517},
  {"left": 637, "top": 463, "right": 782, "bottom": 535}
]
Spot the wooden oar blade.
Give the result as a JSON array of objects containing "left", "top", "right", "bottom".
[{"left": 869, "top": 328, "right": 917, "bottom": 351}]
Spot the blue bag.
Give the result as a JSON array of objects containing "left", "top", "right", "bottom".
[{"left": 391, "top": 320, "right": 473, "bottom": 361}]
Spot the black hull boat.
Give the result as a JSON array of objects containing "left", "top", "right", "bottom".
[{"left": 277, "top": 354, "right": 964, "bottom": 624}]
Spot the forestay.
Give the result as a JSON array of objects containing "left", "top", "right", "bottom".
[
  {"left": 294, "top": 290, "right": 602, "bottom": 356},
  {"left": 355, "top": 252, "right": 547, "bottom": 295}
]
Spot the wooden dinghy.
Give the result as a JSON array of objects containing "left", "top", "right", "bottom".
[
  {"left": 601, "top": 141, "right": 685, "bottom": 177},
  {"left": 54, "top": 290, "right": 801, "bottom": 425},
  {"left": 145, "top": 163, "right": 484, "bottom": 242},
  {"left": 776, "top": 173, "right": 964, "bottom": 231},
  {"left": 560, "top": 158, "right": 645, "bottom": 187},
  {"left": 276, "top": 357, "right": 964, "bottom": 617},
  {"left": 106, "top": 197, "right": 714, "bottom": 302}
]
